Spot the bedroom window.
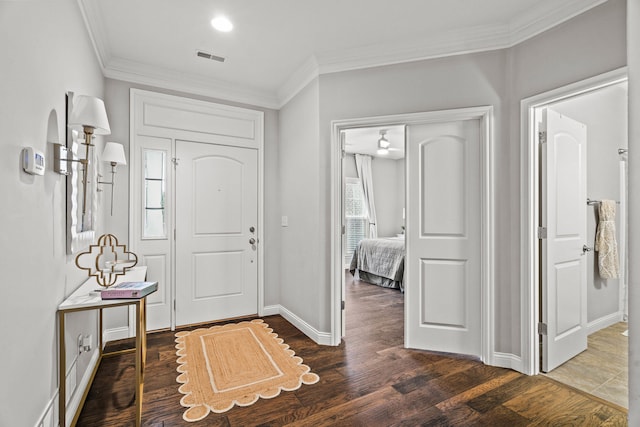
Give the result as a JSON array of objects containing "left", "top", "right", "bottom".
[{"left": 345, "top": 177, "right": 368, "bottom": 263}]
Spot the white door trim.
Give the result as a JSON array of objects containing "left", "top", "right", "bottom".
[
  {"left": 520, "top": 67, "right": 627, "bottom": 375},
  {"left": 129, "top": 88, "right": 265, "bottom": 331},
  {"left": 330, "top": 106, "right": 495, "bottom": 366}
]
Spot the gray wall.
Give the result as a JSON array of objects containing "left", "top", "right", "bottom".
[
  {"left": 278, "top": 79, "right": 322, "bottom": 326},
  {"left": 344, "top": 154, "right": 405, "bottom": 237},
  {"left": 276, "top": 0, "right": 627, "bottom": 351},
  {"left": 0, "top": 0, "right": 106, "bottom": 426},
  {"left": 552, "top": 83, "right": 628, "bottom": 324}
]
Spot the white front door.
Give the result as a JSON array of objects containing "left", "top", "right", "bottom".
[
  {"left": 405, "top": 119, "right": 481, "bottom": 356},
  {"left": 175, "top": 140, "right": 258, "bottom": 326},
  {"left": 541, "top": 108, "right": 588, "bottom": 372}
]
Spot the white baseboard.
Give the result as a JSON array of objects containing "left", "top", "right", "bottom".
[
  {"left": 275, "top": 305, "right": 333, "bottom": 346},
  {"left": 36, "top": 347, "right": 101, "bottom": 427},
  {"left": 64, "top": 349, "right": 100, "bottom": 427},
  {"left": 488, "top": 313, "right": 624, "bottom": 379},
  {"left": 491, "top": 352, "right": 524, "bottom": 373},
  {"left": 103, "top": 326, "right": 134, "bottom": 344},
  {"left": 34, "top": 391, "right": 57, "bottom": 427},
  {"left": 262, "top": 304, "right": 280, "bottom": 317},
  {"left": 587, "top": 311, "right": 624, "bottom": 335}
]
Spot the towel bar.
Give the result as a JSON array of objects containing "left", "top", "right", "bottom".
[{"left": 587, "top": 198, "right": 620, "bottom": 205}]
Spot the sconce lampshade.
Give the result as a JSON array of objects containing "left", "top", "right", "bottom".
[
  {"left": 102, "top": 142, "right": 127, "bottom": 165},
  {"left": 68, "top": 95, "right": 111, "bottom": 135}
]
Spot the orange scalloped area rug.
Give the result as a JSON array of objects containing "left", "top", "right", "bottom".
[{"left": 175, "top": 319, "right": 320, "bottom": 422}]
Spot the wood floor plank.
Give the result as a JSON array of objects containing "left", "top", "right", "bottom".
[
  {"left": 435, "top": 370, "right": 521, "bottom": 412},
  {"left": 76, "top": 271, "right": 628, "bottom": 426}
]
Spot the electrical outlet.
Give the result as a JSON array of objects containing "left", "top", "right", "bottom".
[{"left": 83, "top": 334, "right": 92, "bottom": 352}]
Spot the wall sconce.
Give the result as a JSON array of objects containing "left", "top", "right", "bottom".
[
  {"left": 54, "top": 95, "right": 111, "bottom": 214},
  {"left": 98, "top": 142, "right": 127, "bottom": 215}
]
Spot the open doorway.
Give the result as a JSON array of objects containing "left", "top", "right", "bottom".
[
  {"left": 342, "top": 125, "right": 406, "bottom": 340},
  {"left": 331, "top": 106, "right": 494, "bottom": 363},
  {"left": 523, "top": 70, "right": 628, "bottom": 408}
]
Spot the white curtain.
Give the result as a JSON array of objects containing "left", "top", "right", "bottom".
[{"left": 355, "top": 154, "right": 378, "bottom": 238}]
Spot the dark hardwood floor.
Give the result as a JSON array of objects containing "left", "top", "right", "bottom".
[{"left": 77, "top": 272, "right": 628, "bottom": 426}]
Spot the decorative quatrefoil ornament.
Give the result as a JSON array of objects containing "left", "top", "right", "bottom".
[{"left": 75, "top": 234, "right": 138, "bottom": 288}]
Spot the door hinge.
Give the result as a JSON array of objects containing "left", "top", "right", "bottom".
[
  {"left": 341, "top": 300, "right": 345, "bottom": 310},
  {"left": 538, "top": 322, "right": 548, "bottom": 335},
  {"left": 538, "top": 226, "right": 547, "bottom": 239},
  {"left": 539, "top": 131, "right": 547, "bottom": 144},
  {"left": 342, "top": 225, "right": 345, "bottom": 235}
]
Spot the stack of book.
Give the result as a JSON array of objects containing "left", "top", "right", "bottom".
[{"left": 101, "top": 281, "right": 158, "bottom": 300}]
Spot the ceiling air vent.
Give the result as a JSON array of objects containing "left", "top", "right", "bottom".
[{"left": 196, "top": 50, "right": 226, "bottom": 63}]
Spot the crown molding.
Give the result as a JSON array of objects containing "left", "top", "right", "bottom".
[
  {"left": 276, "top": 56, "right": 320, "bottom": 108},
  {"left": 77, "top": 0, "right": 110, "bottom": 70},
  {"left": 103, "top": 58, "right": 280, "bottom": 109},
  {"left": 78, "top": 0, "right": 608, "bottom": 110},
  {"left": 318, "top": 23, "right": 511, "bottom": 75},
  {"left": 77, "top": 0, "right": 278, "bottom": 109},
  {"left": 277, "top": 0, "right": 608, "bottom": 106},
  {"left": 508, "top": 0, "right": 608, "bottom": 45},
  {"left": 275, "top": 24, "right": 511, "bottom": 107}
]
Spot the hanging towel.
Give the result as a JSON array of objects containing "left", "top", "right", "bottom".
[{"left": 595, "top": 200, "right": 619, "bottom": 279}]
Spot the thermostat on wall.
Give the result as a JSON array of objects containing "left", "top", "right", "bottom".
[{"left": 22, "top": 147, "right": 45, "bottom": 175}]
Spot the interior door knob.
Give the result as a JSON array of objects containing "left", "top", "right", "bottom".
[
  {"left": 583, "top": 245, "right": 593, "bottom": 253},
  {"left": 249, "top": 238, "right": 256, "bottom": 245}
]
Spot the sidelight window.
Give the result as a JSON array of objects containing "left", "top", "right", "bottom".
[{"left": 143, "top": 149, "right": 167, "bottom": 239}]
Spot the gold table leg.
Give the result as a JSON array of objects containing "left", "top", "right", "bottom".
[
  {"left": 59, "top": 311, "right": 66, "bottom": 427},
  {"left": 135, "top": 299, "right": 147, "bottom": 427}
]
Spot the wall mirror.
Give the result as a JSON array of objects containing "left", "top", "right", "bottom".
[{"left": 66, "top": 91, "right": 97, "bottom": 254}]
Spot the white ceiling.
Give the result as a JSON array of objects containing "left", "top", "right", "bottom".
[{"left": 79, "top": 0, "right": 606, "bottom": 109}]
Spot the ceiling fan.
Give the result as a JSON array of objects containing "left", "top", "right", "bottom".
[{"left": 376, "top": 130, "right": 401, "bottom": 155}]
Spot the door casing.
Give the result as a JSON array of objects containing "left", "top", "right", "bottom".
[
  {"left": 129, "top": 89, "right": 265, "bottom": 332},
  {"left": 520, "top": 67, "right": 627, "bottom": 375},
  {"left": 330, "top": 106, "right": 495, "bottom": 366}
]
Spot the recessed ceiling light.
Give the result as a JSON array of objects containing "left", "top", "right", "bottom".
[{"left": 211, "top": 16, "right": 233, "bottom": 32}]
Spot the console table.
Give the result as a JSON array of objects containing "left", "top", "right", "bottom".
[{"left": 58, "top": 266, "right": 152, "bottom": 427}]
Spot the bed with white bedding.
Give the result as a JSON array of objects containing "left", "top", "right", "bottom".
[{"left": 349, "top": 236, "right": 405, "bottom": 291}]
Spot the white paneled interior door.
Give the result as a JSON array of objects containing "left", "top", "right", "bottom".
[
  {"left": 175, "top": 140, "right": 258, "bottom": 325},
  {"left": 405, "top": 119, "right": 481, "bottom": 357},
  {"left": 541, "top": 108, "right": 588, "bottom": 372}
]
